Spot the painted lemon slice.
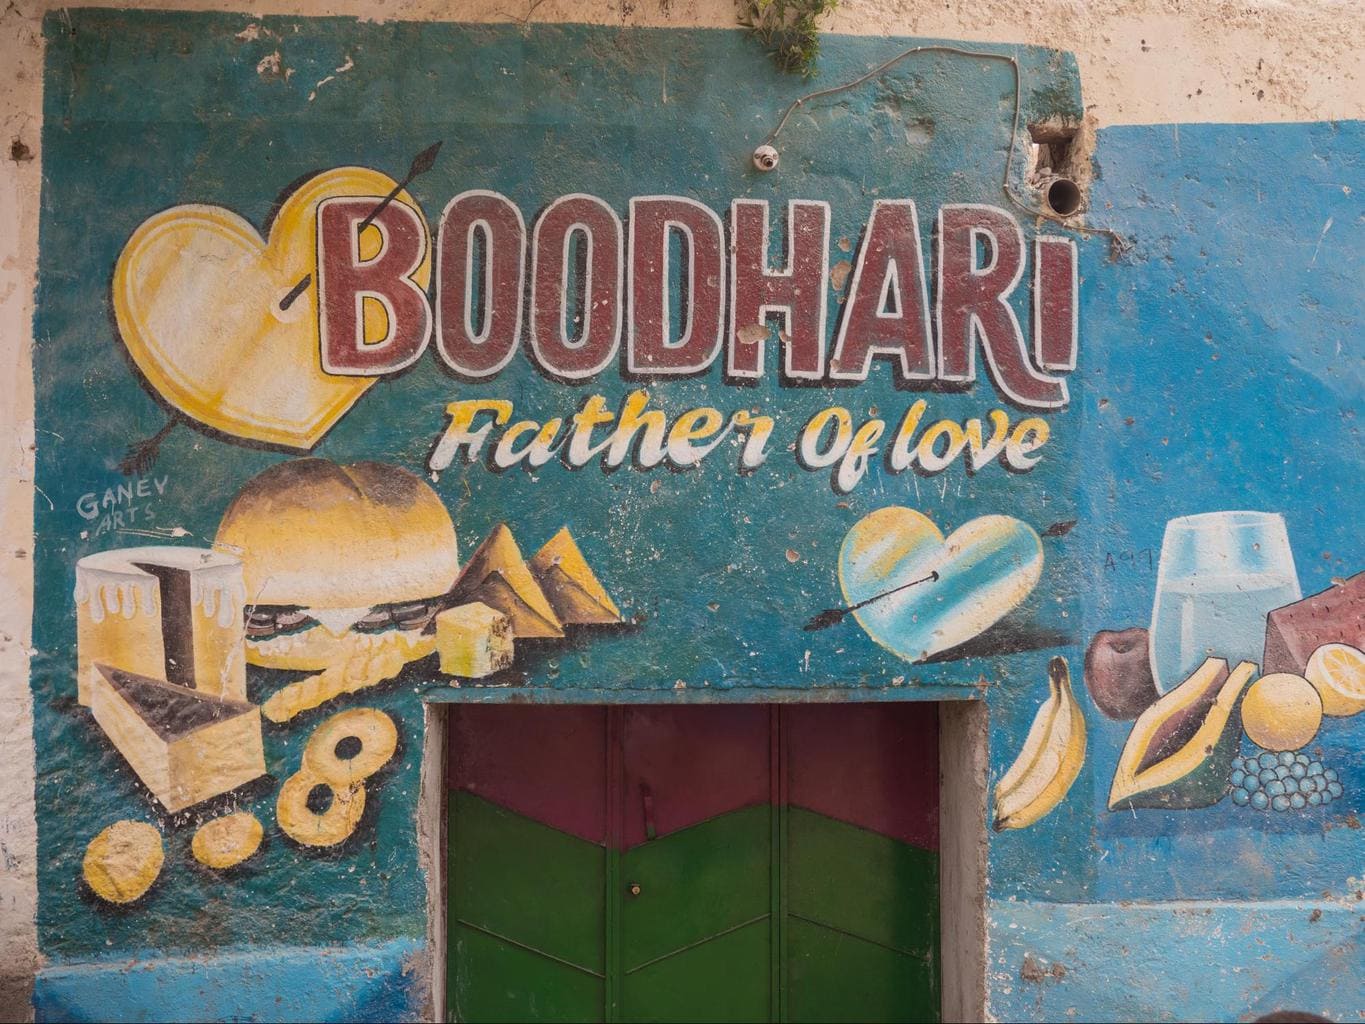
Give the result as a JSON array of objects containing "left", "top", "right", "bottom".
[{"left": 1304, "top": 643, "right": 1365, "bottom": 717}]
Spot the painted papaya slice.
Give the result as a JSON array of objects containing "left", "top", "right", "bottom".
[{"left": 1108, "top": 658, "right": 1257, "bottom": 810}]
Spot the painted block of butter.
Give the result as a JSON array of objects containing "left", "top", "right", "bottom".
[
  {"left": 436, "top": 602, "right": 514, "bottom": 679},
  {"left": 75, "top": 546, "right": 247, "bottom": 705},
  {"left": 89, "top": 663, "right": 266, "bottom": 813}
]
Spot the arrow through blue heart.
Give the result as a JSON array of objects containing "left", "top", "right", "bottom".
[{"left": 838, "top": 507, "right": 1044, "bottom": 663}]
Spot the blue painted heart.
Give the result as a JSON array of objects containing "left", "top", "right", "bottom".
[{"left": 839, "top": 507, "right": 1044, "bottom": 663}]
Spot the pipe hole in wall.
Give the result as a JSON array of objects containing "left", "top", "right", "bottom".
[
  {"left": 1028, "top": 122, "right": 1084, "bottom": 217},
  {"left": 1044, "top": 176, "right": 1083, "bottom": 217}
]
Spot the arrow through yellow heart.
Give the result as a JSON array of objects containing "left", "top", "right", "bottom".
[{"left": 113, "top": 167, "right": 431, "bottom": 450}]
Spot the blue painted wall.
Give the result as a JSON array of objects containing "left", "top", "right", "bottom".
[{"left": 988, "top": 120, "right": 1364, "bottom": 1020}]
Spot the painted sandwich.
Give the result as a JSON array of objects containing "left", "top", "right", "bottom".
[{"left": 215, "top": 459, "right": 460, "bottom": 671}]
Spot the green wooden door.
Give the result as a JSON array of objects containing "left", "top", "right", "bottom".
[{"left": 448, "top": 704, "right": 939, "bottom": 1023}]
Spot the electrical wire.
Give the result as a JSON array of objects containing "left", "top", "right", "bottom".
[{"left": 761, "top": 44, "right": 1132, "bottom": 255}]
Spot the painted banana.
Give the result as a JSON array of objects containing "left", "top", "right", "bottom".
[{"left": 993, "top": 656, "right": 1087, "bottom": 830}]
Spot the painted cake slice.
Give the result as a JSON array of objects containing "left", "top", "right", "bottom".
[
  {"left": 528, "top": 527, "right": 622, "bottom": 626},
  {"left": 90, "top": 664, "right": 265, "bottom": 813},
  {"left": 75, "top": 546, "right": 248, "bottom": 704},
  {"left": 449, "top": 525, "right": 564, "bottom": 638},
  {"left": 1263, "top": 572, "right": 1365, "bottom": 675}
]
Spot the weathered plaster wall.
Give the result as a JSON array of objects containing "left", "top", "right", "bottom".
[{"left": 2, "top": 2, "right": 1362, "bottom": 1022}]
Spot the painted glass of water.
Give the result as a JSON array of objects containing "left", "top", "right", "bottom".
[{"left": 1149, "top": 511, "right": 1301, "bottom": 692}]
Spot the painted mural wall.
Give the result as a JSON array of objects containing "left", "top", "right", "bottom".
[{"left": 12, "top": 7, "right": 1364, "bottom": 1021}]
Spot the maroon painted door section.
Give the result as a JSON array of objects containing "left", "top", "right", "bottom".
[{"left": 448, "top": 704, "right": 940, "bottom": 1023}]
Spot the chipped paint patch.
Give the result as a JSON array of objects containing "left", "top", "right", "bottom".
[
  {"left": 255, "top": 50, "right": 293, "bottom": 81},
  {"left": 309, "top": 54, "right": 355, "bottom": 101}
]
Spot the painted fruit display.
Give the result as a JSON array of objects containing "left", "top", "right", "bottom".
[
  {"left": 1109, "top": 658, "right": 1257, "bottom": 810},
  {"left": 1303, "top": 643, "right": 1365, "bottom": 717},
  {"left": 191, "top": 812, "right": 264, "bottom": 869},
  {"left": 83, "top": 820, "right": 164, "bottom": 904},
  {"left": 1241, "top": 673, "right": 1323, "bottom": 752},
  {"left": 1083, "top": 627, "right": 1159, "bottom": 719}
]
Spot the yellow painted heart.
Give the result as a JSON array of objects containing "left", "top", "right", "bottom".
[{"left": 113, "top": 168, "right": 431, "bottom": 450}]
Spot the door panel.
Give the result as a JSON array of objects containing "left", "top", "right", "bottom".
[
  {"left": 452, "top": 923, "right": 605, "bottom": 1024},
  {"left": 450, "top": 705, "right": 608, "bottom": 843},
  {"left": 618, "top": 710, "right": 774, "bottom": 1022},
  {"left": 786, "top": 807, "right": 938, "bottom": 958},
  {"left": 448, "top": 704, "right": 940, "bottom": 1023},
  {"left": 786, "top": 918, "right": 937, "bottom": 1024},
  {"left": 621, "top": 805, "right": 772, "bottom": 970},
  {"left": 622, "top": 920, "right": 772, "bottom": 1024},
  {"left": 451, "top": 791, "right": 607, "bottom": 974},
  {"left": 785, "top": 702, "right": 939, "bottom": 849},
  {"left": 783, "top": 705, "right": 940, "bottom": 1022},
  {"left": 621, "top": 705, "right": 771, "bottom": 845}
]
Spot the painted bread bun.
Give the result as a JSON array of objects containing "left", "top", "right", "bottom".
[{"left": 216, "top": 459, "right": 459, "bottom": 669}]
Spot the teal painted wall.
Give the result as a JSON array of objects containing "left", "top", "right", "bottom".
[{"left": 27, "top": 10, "right": 1363, "bottom": 1021}]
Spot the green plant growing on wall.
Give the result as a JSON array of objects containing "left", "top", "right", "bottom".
[{"left": 739, "top": 0, "right": 839, "bottom": 76}]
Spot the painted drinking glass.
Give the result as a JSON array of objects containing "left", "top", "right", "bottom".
[{"left": 1149, "top": 511, "right": 1300, "bottom": 692}]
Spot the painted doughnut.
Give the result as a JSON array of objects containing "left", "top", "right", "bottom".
[
  {"left": 302, "top": 707, "right": 398, "bottom": 786},
  {"left": 276, "top": 770, "right": 366, "bottom": 848}
]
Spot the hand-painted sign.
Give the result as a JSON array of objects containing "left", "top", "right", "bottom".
[
  {"left": 310, "top": 192, "right": 1078, "bottom": 400},
  {"left": 27, "top": 12, "right": 1363, "bottom": 1022},
  {"left": 117, "top": 180, "right": 1078, "bottom": 488},
  {"left": 32, "top": 23, "right": 1094, "bottom": 996}
]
